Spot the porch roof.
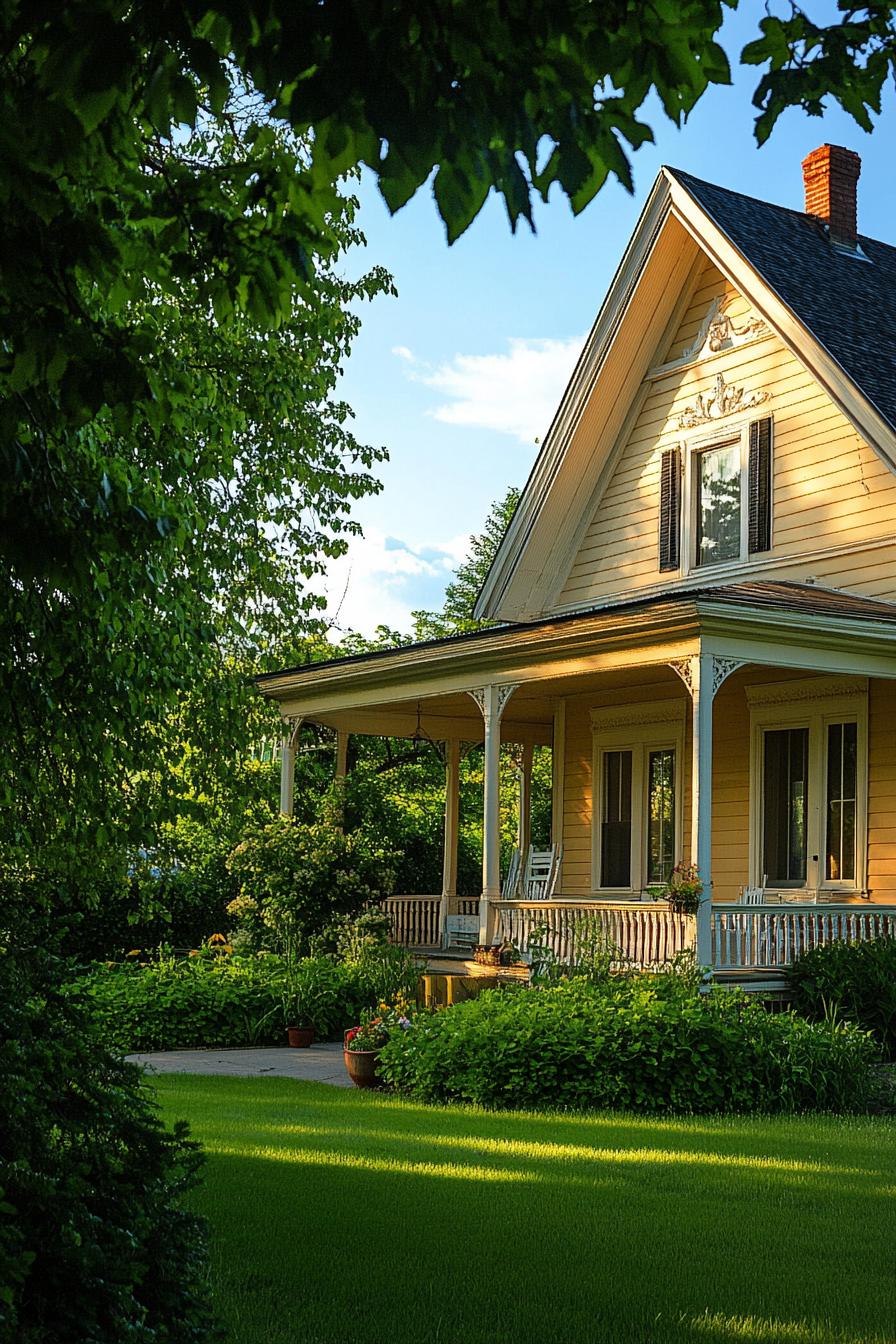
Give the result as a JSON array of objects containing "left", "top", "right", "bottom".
[{"left": 257, "top": 581, "right": 896, "bottom": 739}]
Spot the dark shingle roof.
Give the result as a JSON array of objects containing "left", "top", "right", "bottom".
[
  {"left": 668, "top": 168, "right": 896, "bottom": 437},
  {"left": 690, "top": 580, "right": 896, "bottom": 624},
  {"left": 257, "top": 581, "right": 896, "bottom": 685}
]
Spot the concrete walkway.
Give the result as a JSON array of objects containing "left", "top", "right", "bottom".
[{"left": 127, "top": 1042, "right": 352, "bottom": 1087}]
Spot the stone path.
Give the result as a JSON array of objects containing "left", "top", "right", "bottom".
[{"left": 126, "top": 1042, "right": 352, "bottom": 1087}]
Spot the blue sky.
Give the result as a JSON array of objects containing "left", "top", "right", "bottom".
[{"left": 322, "top": 4, "right": 896, "bottom": 636}]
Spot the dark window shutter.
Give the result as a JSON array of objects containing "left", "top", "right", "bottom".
[
  {"left": 658, "top": 446, "right": 681, "bottom": 572},
  {"left": 748, "top": 418, "right": 773, "bottom": 554}
]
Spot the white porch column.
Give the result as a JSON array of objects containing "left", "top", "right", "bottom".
[
  {"left": 551, "top": 700, "right": 566, "bottom": 849},
  {"left": 690, "top": 653, "right": 714, "bottom": 971},
  {"left": 469, "top": 684, "right": 519, "bottom": 945},
  {"left": 671, "top": 653, "right": 744, "bottom": 974},
  {"left": 440, "top": 739, "right": 461, "bottom": 943},
  {"left": 518, "top": 742, "right": 534, "bottom": 858},
  {"left": 279, "top": 718, "right": 303, "bottom": 817},
  {"left": 335, "top": 730, "right": 349, "bottom": 780}
]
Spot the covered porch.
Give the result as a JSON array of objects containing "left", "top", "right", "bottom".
[{"left": 257, "top": 584, "right": 896, "bottom": 983}]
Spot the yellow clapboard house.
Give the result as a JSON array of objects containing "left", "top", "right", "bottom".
[{"left": 258, "top": 145, "right": 896, "bottom": 987}]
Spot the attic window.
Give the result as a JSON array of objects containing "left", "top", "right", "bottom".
[
  {"left": 695, "top": 439, "right": 740, "bottom": 565},
  {"left": 658, "top": 416, "right": 773, "bottom": 574}
]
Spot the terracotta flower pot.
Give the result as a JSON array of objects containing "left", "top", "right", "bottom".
[
  {"left": 286, "top": 1026, "right": 315, "bottom": 1048},
  {"left": 343, "top": 1044, "right": 382, "bottom": 1089}
]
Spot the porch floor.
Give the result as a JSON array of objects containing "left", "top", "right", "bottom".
[{"left": 416, "top": 949, "right": 791, "bottom": 994}]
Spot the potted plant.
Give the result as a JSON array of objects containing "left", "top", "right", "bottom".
[
  {"left": 281, "top": 974, "right": 315, "bottom": 1048},
  {"left": 650, "top": 862, "right": 703, "bottom": 916},
  {"left": 343, "top": 999, "right": 411, "bottom": 1088}
]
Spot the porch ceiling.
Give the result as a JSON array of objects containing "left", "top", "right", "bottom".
[{"left": 307, "top": 665, "right": 692, "bottom": 744}]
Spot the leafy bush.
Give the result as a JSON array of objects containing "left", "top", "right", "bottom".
[
  {"left": 377, "top": 977, "right": 884, "bottom": 1115},
  {"left": 789, "top": 937, "right": 896, "bottom": 1058},
  {"left": 227, "top": 813, "right": 396, "bottom": 957},
  {"left": 70, "top": 946, "right": 420, "bottom": 1052},
  {"left": 0, "top": 946, "right": 216, "bottom": 1343}
]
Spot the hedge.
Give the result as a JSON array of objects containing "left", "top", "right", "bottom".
[
  {"left": 377, "top": 976, "right": 885, "bottom": 1114},
  {"left": 789, "top": 936, "right": 896, "bottom": 1058}
]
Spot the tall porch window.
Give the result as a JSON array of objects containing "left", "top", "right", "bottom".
[
  {"left": 762, "top": 727, "right": 809, "bottom": 887},
  {"left": 749, "top": 679, "right": 868, "bottom": 895},
  {"left": 592, "top": 704, "right": 685, "bottom": 895},
  {"left": 647, "top": 749, "right": 676, "bottom": 885},
  {"left": 600, "top": 750, "right": 632, "bottom": 887}
]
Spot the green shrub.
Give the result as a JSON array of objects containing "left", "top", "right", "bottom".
[
  {"left": 69, "top": 946, "right": 421, "bottom": 1052},
  {"left": 377, "top": 977, "right": 884, "bottom": 1115},
  {"left": 789, "top": 937, "right": 896, "bottom": 1057},
  {"left": 0, "top": 946, "right": 216, "bottom": 1343},
  {"left": 227, "top": 814, "right": 396, "bottom": 957}
]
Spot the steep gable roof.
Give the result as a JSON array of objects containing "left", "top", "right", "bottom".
[
  {"left": 669, "top": 169, "right": 896, "bottom": 437},
  {"left": 475, "top": 164, "right": 896, "bottom": 624}
]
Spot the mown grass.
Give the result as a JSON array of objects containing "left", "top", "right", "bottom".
[{"left": 154, "top": 1076, "right": 895, "bottom": 1344}]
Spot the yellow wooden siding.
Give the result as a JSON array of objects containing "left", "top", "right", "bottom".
[
  {"left": 558, "top": 670, "right": 896, "bottom": 904},
  {"left": 557, "top": 257, "right": 896, "bottom": 609},
  {"left": 867, "top": 679, "right": 896, "bottom": 901},
  {"left": 560, "top": 674, "right": 691, "bottom": 896}
]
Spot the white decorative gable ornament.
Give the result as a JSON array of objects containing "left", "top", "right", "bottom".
[
  {"left": 687, "top": 298, "right": 768, "bottom": 361},
  {"left": 676, "top": 372, "right": 770, "bottom": 430}
]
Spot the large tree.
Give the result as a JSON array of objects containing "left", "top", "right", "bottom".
[
  {"left": 1, "top": 94, "right": 393, "bottom": 872},
  {"left": 3, "top": 2, "right": 895, "bottom": 870}
]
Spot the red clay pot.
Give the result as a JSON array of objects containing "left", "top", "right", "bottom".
[
  {"left": 286, "top": 1026, "right": 314, "bottom": 1048},
  {"left": 343, "top": 1043, "right": 382, "bottom": 1089}
]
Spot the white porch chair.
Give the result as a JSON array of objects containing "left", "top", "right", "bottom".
[
  {"left": 503, "top": 847, "right": 522, "bottom": 899},
  {"left": 736, "top": 879, "right": 768, "bottom": 965},
  {"left": 521, "top": 845, "right": 562, "bottom": 901},
  {"left": 445, "top": 914, "right": 479, "bottom": 951}
]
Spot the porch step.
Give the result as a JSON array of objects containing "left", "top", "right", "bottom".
[{"left": 713, "top": 967, "right": 793, "bottom": 999}]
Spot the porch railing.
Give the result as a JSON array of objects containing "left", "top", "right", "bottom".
[
  {"left": 494, "top": 899, "right": 693, "bottom": 969},
  {"left": 385, "top": 896, "right": 896, "bottom": 972},
  {"left": 712, "top": 903, "right": 896, "bottom": 971},
  {"left": 382, "top": 896, "right": 441, "bottom": 949}
]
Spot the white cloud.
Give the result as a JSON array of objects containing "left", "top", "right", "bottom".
[
  {"left": 391, "top": 344, "right": 416, "bottom": 363},
  {"left": 320, "top": 528, "right": 471, "bottom": 637},
  {"left": 405, "top": 335, "right": 584, "bottom": 445}
]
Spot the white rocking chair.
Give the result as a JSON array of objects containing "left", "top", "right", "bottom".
[
  {"left": 521, "top": 845, "right": 562, "bottom": 901},
  {"left": 503, "top": 848, "right": 522, "bottom": 899},
  {"left": 736, "top": 879, "right": 768, "bottom": 965}
]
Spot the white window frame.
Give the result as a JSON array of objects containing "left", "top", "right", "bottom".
[
  {"left": 747, "top": 677, "right": 868, "bottom": 898},
  {"left": 680, "top": 414, "right": 774, "bottom": 577},
  {"left": 591, "top": 701, "right": 686, "bottom": 898}
]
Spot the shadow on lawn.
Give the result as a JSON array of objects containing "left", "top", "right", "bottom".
[
  {"left": 165, "top": 1076, "right": 894, "bottom": 1173},
  {"left": 195, "top": 1143, "right": 891, "bottom": 1344},
  {"left": 153, "top": 1079, "right": 894, "bottom": 1343}
]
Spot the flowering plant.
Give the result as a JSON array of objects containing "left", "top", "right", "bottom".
[
  {"left": 344, "top": 996, "right": 413, "bottom": 1053},
  {"left": 651, "top": 862, "right": 703, "bottom": 915}
]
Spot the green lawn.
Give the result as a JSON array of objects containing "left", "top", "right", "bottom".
[{"left": 154, "top": 1076, "right": 895, "bottom": 1344}]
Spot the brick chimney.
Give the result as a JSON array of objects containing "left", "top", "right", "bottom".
[{"left": 801, "top": 144, "right": 861, "bottom": 249}]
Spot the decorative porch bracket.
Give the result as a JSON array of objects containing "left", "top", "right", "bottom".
[
  {"left": 468, "top": 684, "right": 520, "bottom": 944},
  {"left": 667, "top": 655, "right": 744, "bottom": 974},
  {"left": 279, "top": 716, "right": 304, "bottom": 817}
]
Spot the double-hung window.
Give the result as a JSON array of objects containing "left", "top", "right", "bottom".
[
  {"left": 658, "top": 416, "right": 773, "bottom": 573},
  {"left": 748, "top": 679, "right": 868, "bottom": 895},
  {"left": 592, "top": 703, "right": 685, "bottom": 894}
]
